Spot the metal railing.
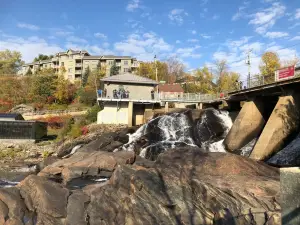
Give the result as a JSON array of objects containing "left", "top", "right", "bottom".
[{"left": 97, "top": 92, "right": 227, "bottom": 102}]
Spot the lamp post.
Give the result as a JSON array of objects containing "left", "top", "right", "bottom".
[{"left": 154, "top": 55, "right": 159, "bottom": 99}]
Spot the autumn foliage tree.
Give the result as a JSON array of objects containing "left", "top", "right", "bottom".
[{"left": 259, "top": 51, "right": 281, "bottom": 83}]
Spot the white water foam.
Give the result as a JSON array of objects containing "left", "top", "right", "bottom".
[
  {"left": 240, "top": 138, "right": 257, "bottom": 157},
  {"left": 201, "top": 110, "right": 233, "bottom": 153}
]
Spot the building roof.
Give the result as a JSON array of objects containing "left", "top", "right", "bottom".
[
  {"left": 83, "top": 56, "right": 102, "bottom": 60},
  {"left": 0, "top": 113, "right": 24, "bottom": 120},
  {"left": 102, "top": 55, "right": 132, "bottom": 59},
  {"left": 101, "top": 73, "right": 158, "bottom": 85},
  {"left": 158, "top": 84, "right": 184, "bottom": 93}
]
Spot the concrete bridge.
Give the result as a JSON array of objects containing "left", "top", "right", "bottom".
[{"left": 223, "top": 75, "right": 300, "bottom": 163}]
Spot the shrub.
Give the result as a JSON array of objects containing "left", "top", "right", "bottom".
[
  {"left": 85, "top": 104, "right": 101, "bottom": 123},
  {"left": 42, "top": 150, "right": 51, "bottom": 158},
  {"left": 81, "top": 126, "right": 89, "bottom": 135},
  {"left": 58, "top": 117, "right": 74, "bottom": 139},
  {"left": 46, "top": 103, "right": 68, "bottom": 111},
  {"left": 79, "top": 88, "right": 97, "bottom": 106},
  {"left": 69, "top": 123, "right": 82, "bottom": 138}
]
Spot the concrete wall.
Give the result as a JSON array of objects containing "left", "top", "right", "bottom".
[
  {"left": 104, "top": 83, "right": 155, "bottom": 100},
  {"left": 250, "top": 95, "right": 300, "bottom": 161},
  {"left": 97, "top": 102, "right": 129, "bottom": 125}
]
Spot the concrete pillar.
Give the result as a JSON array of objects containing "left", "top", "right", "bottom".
[
  {"left": 224, "top": 100, "right": 265, "bottom": 153},
  {"left": 128, "top": 101, "right": 133, "bottom": 127},
  {"left": 250, "top": 95, "right": 300, "bottom": 161},
  {"left": 165, "top": 102, "right": 169, "bottom": 113},
  {"left": 196, "top": 103, "right": 203, "bottom": 109},
  {"left": 281, "top": 167, "right": 300, "bottom": 225}
]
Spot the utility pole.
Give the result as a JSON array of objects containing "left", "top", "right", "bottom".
[
  {"left": 154, "top": 55, "right": 159, "bottom": 99},
  {"left": 246, "top": 49, "right": 253, "bottom": 88}
]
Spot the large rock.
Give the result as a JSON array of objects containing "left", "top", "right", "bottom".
[
  {"left": 39, "top": 150, "right": 136, "bottom": 184},
  {"left": 18, "top": 175, "right": 69, "bottom": 223},
  {"left": 87, "top": 148, "right": 281, "bottom": 225},
  {"left": 268, "top": 134, "right": 300, "bottom": 167}
]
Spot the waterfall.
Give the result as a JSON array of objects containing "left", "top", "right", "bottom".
[{"left": 122, "top": 108, "right": 233, "bottom": 160}]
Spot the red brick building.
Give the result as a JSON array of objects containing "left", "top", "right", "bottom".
[{"left": 158, "top": 83, "right": 184, "bottom": 99}]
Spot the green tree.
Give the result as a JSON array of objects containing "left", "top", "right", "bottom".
[
  {"left": 29, "top": 74, "right": 57, "bottom": 102},
  {"left": 0, "top": 49, "right": 24, "bottom": 75},
  {"left": 33, "top": 54, "right": 54, "bottom": 62},
  {"left": 110, "top": 60, "right": 119, "bottom": 76},
  {"left": 259, "top": 51, "right": 281, "bottom": 83},
  {"left": 138, "top": 61, "right": 168, "bottom": 81},
  {"left": 82, "top": 66, "right": 91, "bottom": 87}
]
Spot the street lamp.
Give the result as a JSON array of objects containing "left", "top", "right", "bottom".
[{"left": 154, "top": 55, "right": 159, "bottom": 99}]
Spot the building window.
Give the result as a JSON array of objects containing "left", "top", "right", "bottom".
[
  {"left": 61, "top": 62, "right": 64, "bottom": 67},
  {"left": 124, "top": 68, "right": 129, "bottom": 73},
  {"left": 68, "top": 68, "right": 72, "bottom": 73},
  {"left": 124, "top": 60, "right": 128, "bottom": 65},
  {"left": 108, "top": 61, "right": 113, "bottom": 65}
]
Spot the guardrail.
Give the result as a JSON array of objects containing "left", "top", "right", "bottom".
[{"left": 97, "top": 92, "right": 228, "bottom": 102}]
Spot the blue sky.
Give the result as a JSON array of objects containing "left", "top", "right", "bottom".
[{"left": 0, "top": 0, "right": 300, "bottom": 79}]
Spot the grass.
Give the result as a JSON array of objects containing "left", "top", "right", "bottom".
[{"left": 0, "top": 148, "right": 23, "bottom": 160}]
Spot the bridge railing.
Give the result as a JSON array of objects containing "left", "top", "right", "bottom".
[{"left": 97, "top": 92, "right": 227, "bottom": 102}]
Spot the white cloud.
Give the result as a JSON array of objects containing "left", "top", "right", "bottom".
[
  {"left": 66, "top": 25, "right": 75, "bottom": 30},
  {"left": 94, "top": 32, "right": 107, "bottom": 39},
  {"left": 290, "top": 36, "right": 300, "bottom": 41},
  {"left": 168, "top": 9, "right": 188, "bottom": 25},
  {"left": 54, "top": 30, "right": 73, "bottom": 37},
  {"left": 102, "top": 42, "right": 110, "bottom": 48},
  {"left": 126, "top": 0, "right": 140, "bottom": 12},
  {"left": 294, "top": 9, "right": 300, "bottom": 19},
  {"left": 0, "top": 35, "right": 63, "bottom": 63},
  {"left": 249, "top": 2, "right": 286, "bottom": 34},
  {"left": 212, "top": 14, "right": 220, "bottom": 20},
  {"left": 66, "top": 36, "right": 87, "bottom": 43},
  {"left": 200, "top": 34, "right": 212, "bottom": 39},
  {"left": 187, "top": 39, "right": 199, "bottom": 43},
  {"left": 191, "top": 30, "right": 197, "bottom": 35},
  {"left": 65, "top": 43, "right": 114, "bottom": 56},
  {"left": 289, "top": 22, "right": 300, "bottom": 29},
  {"left": 176, "top": 47, "right": 202, "bottom": 58},
  {"left": 265, "top": 31, "right": 289, "bottom": 39},
  {"left": 175, "top": 40, "right": 181, "bottom": 44},
  {"left": 17, "top": 23, "right": 39, "bottom": 30},
  {"left": 114, "top": 32, "right": 173, "bottom": 61},
  {"left": 232, "top": 6, "right": 247, "bottom": 21}
]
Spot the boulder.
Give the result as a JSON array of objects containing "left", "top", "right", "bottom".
[
  {"left": 9, "top": 104, "right": 34, "bottom": 114},
  {"left": 38, "top": 150, "right": 136, "bottom": 184},
  {"left": 268, "top": 135, "right": 300, "bottom": 167},
  {"left": 87, "top": 148, "right": 280, "bottom": 225},
  {"left": 18, "top": 175, "right": 69, "bottom": 221},
  {"left": 66, "top": 190, "right": 90, "bottom": 225}
]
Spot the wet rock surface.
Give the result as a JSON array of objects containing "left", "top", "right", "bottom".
[{"left": 0, "top": 148, "right": 281, "bottom": 225}]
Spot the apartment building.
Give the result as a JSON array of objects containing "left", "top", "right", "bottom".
[{"left": 21, "top": 49, "right": 140, "bottom": 82}]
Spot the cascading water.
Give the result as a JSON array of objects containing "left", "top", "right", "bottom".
[{"left": 122, "top": 108, "right": 233, "bottom": 160}]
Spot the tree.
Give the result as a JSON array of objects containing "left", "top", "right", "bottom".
[
  {"left": 0, "top": 49, "right": 24, "bottom": 75},
  {"left": 259, "top": 51, "right": 280, "bottom": 83},
  {"left": 281, "top": 56, "right": 299, "bottom": 67},
  {"left": 29, "top": 74, "right": 57, "bottom": 102},
  {"left": 217, "top": 72, "right": 240, "bottom": 92},
  {"left": 110, "top": 60, "right": 119, "bottom": 76},
  {"left": 138, "top": 61, "right": 168, "bottom": 81},
  {"left": 214, "top": 59, "right": 228, "bottom": 78},
  {"left": 82, "top": 66, "right": 91, "bottom": 87},
  {"left": 166, "top": 56, "right": 185, "bottom": 84},
  {"left": 193, "top": 66, "right": 215, "bottom": 93},
  {"left": 33, "top": 54, "right": 54, "bottom": 62},
  {"left": 54, "top": 76, "right": 70, "bottom": 104}
]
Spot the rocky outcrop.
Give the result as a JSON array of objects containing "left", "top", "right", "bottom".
[
  {"left": 39, "top": 150, "right": 136, "bottom": 184},
  {"left": 0, "top": 148, "right": 281, "bottom": 225}
]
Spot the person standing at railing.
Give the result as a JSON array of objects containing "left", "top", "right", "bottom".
[
  {"left": 97, "top": 89, "right": 102, "bottom": 98},
  {"left": 103, "top": 88, "right": 107, "bottom": 97},
  {"left": 239, "top": 81, "right": 243, "bottom": 90},
  {"left": 151, "top": 89, "right": 155, "bottom": 100}
]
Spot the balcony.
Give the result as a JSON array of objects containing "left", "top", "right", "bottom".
[
  {"left": 116, "top": 63, "right": 121, "bottom": 67},
  {"left": 131, "top": 63, "right": 139, "bottom": 67},
  {"left": 75, "top": 63, "right": 82, "bottom": 67},
  {"left": 75, "top": 70, "right": 82, "bottom": 74}
]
